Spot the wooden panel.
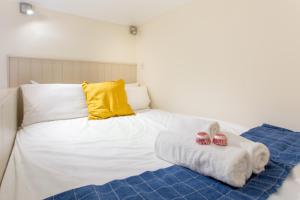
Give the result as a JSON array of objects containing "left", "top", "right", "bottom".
[
  {"left": 7, "top": 57, "right": 137, "bottom": 87},
  {"left": 104, "top": 64, "right": 113, "bottom": 82},
  {"left": 0, "top": 88, "right": 18, "bottom": 186},
  {"left": 52, "top": 61, "right": 63, "bottom": 83},
  {"left": 8, "top": 58, "right": 19, "bottom": 87},
  {"left": 42, "top": 60, "right": 53, "bottom": 83},
  {"left": 31, "top": 59, "right": 43, "bottom": 83},
  {"left": 97, "top": 63, "right": 106, "bottom": 82}
]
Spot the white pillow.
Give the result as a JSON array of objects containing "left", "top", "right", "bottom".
[
  {"left": 126, "top": 82, "right": 140, "bottom": 87},
  {"left": 30, "top": 80, "right": 39, "bottom": 84},
  {"left": 126, "top": 86, "right": 151, "bottom": 110},
  {"left": 21, "top": 84, "right": 88, "bottom": 126}
]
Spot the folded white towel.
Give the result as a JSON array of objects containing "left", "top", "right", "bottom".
[
  {"left": 226, "top": 132, "right": 270, "bottom": 174},
  {"left": 203, "top": 121, "right": 270, "bottom": 174},
  {"left": 155, "top": 130, "right": 252, "bottom": 187}
]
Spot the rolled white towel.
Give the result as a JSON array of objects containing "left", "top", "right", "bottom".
[
  {"left": 226, "top": 132, "right": 270, "bottom": 174},
  {"left": 155, "top": 130, "right": 252, "bottom": 187},
  {"left": 202, "top": 122, "right": 270, "bottom": 174}
]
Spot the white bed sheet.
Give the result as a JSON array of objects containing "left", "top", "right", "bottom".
[{"left": 0, "top": 109, "right": 299, "bottom": 200}]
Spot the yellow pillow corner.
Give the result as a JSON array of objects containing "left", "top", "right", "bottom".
[{"left": 82, "top": 79, "right": 134, "bottom": 120}]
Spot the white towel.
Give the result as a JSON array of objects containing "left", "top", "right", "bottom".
[
  {"left": 155, "top": 130, "right": 252, "bottom": 187},
  {"left": 203, "top": 121, "right": 270, "bottom": 174},
  {"left": 226, "top": 132, "right": 270, "bottom": 174}
]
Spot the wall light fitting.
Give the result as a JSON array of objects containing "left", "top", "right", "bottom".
[
  {"left": 129, "top": 26, "right": 138, "bottom": 36},
  {"left": 20, "top": 2, "right": 35, "bottom": 16}
]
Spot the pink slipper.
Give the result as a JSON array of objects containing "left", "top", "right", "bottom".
[
  {"left": 196, "top": 132, "right": 211, "bottom": 145},
  {"left": 212, "top": 133, "right": 228, "bottom": 146}
]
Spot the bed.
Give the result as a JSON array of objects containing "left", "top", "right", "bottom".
[
  {"left": 0, "top": 109, "right": 299, "bottom": 200},
  {"left": 0, "top": 57, "right": 299, "bottom": 200}
]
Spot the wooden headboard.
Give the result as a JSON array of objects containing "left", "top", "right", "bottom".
[{"left": 8, "top": 56, "right": 137, "bottom": 87}]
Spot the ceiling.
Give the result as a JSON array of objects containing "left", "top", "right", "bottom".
[{"left": 30, "top": 0, "right": 193, "bottom": 25}]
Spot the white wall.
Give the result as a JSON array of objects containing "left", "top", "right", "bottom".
[
  {"left": 2, "top": 0, "right": 299, "bottom": 130},
  {"left": 137, "top": 0, "right": 300, "bottom": 130},
  {"left": 0, "top": 0, "right": 136, "bottom": 88}
]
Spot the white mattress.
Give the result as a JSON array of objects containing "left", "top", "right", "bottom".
[{"left": 0, "top": 109, "right": 299, "bottom": 200}]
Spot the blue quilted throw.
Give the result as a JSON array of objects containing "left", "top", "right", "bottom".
[{"left": 46, "top": 124, "right": 300, "bottom": 200}]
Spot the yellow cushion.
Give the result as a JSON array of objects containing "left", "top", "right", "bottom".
[{"left": 82, "top": 80, "right": 134, "bottom": 120}]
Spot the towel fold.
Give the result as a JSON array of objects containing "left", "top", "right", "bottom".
[
  {"left": 155, "top": 130, "right": 252, "bottom": 187},
  {"left": 201, "top": 122, "right": 220, "bottom": 138},
  {"left": 226, "top": 132, "right": 270, "bottom": 174}
]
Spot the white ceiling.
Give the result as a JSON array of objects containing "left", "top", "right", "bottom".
[{"left": 30, "top": 0, "right": 193, "bottom": 25}]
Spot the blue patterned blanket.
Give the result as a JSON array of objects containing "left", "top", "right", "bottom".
[{"left": 46, "top": 124, "right": 300, "bottom": 200}]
